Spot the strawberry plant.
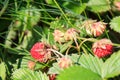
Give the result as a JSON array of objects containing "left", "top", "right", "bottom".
[{"left": 0, "top": 0, "right": 120, "bottom": 80}]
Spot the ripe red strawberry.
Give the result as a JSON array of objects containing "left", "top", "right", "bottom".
[
  {"left": 58, "top": 57, "right": 72, "bottom": 69},
  {"left": 92, "top": 39, "right": 113, "bottom": 58},
  {"left": 53, "top": 30, "right": 65, "bottom": 43},
  {"left": 49, "top": 74, "right": 56, "bottom": 80},
  {"left": 27, "top": 61, "right": 36, "bottom": 70},
  {"left": 64, "top": 28, "right": 79, "bottom": 41},
  {"left": 82, "top": 20, "right": 106, "bottom": 37},
  {"left": 30, "top": 42, "right": 51, "bottom": 62}
]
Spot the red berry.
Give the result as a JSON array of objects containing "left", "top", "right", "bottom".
[
  {"left": 92, "top": 39, "right": 113, "bottom": 58},
  {"left": 49, "top": 74, "right": 56, "bottom": 80},
  {"left": 30, "top": 42, "right": 51, "bottom": 62},
  {"left": 58, "top": 57, "right": 72, "bottom": 69}
]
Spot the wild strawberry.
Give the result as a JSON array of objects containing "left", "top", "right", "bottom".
[
  {"left": 64, "top": 28, "right": 79, "bottom": 41},
  {"left": 82, "top": 20, "right": 106, "bottom": 37},
  {"left": 92, "top": 39, "right": 113, "bottom": 58},
  {"left": 53, "top": 30, "right": 65, "bottom": 43},
  {"left": 27, "top": 61, "right": 36, "bottom": 70},
  {"left": 82, "top": 20, "right": 96, "bottom": 35},
  {"left": 58, "top": 56, "right": 72, "bottom": 69},
  {"left": 30, "top": 42, "right": 51, "bottom": 62},
  {"left": 114, "top": 1, "right": 120, "bottom": 10},
  {"left": 49, "top": 74, "right": 56, "bottom": 80},
  {"left": 91, "top": 22, "right": 106, "bottom": 37}
]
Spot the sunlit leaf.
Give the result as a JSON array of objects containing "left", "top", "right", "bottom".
[
  {"left": 102, "top": 50, "right": 120, "bottom": 78},
  {"left": 60, "top": 40, "right": 73, "bottom": 53},
  {"left": 79, "top": 54, "right": 103, "bottom": 75},
  {"left": 63, "top": 1, "right": 86, "bottom": 14},
  {"left": 15, "top": 56, "right": 43, "bottom": 70},
  {"left": 48, "top": 63, "right": 62, "bottom": 74},
  {"left": 0, "top": 62, "right": 6, "bottom": 80},
  {"left": 57, "top": 66, "right": 102, "bottom": 80},
  {"left": 12, "top": 68, "right": 49, "bottom": 80},
  {"left": 50, "top": 18, "right": 69, "bottom": 30},
  {"left": 87, "top": 0, "right": 111, "bottom": 13},
  {"left": 110, "top": 16, "right": 120, "bottom": 33},
  {"left": 69, "top": 54, "right": 80, "bottom": 64}
]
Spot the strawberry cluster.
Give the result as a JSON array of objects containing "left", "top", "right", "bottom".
[
  {"left": 53, "top": 28, "right": 79, "bottom": 43},
  {"left": 29, "top": 19, "right": 114, "bottom": 80}
]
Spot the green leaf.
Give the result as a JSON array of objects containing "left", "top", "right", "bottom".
[
  {"left": 0, "top": 0, "right": 9, "bottom": 17},
  {"left": 50, "top": 18, "right": 69, "bottom": 30},
  {"left": 102, "top": 50, "right": 120, "bottom": 78},
  {"left": 15, "top": 56, "right": 43, "bottom": 70},
  {"left": 79, "top": 54, "right": 103, "bottom": 75},
  {"left": 87, "top": 0, "right": 111, "bottom": 13},
  {"left": 41, "top": 27, "right": 55, "bottom": 45},
  {"left": 12, "top": 68, "right": 49, "bottom": 80},
  {"left": 16, "top": 30, "right": 33, "bottom": 50},
  {"left": 46, "top": 0, "right": 55, "bottom": 5},
  {"left": 5, "top": 23, "right": 17, "bottom": 47},
  {"left": 110, "top": 16, "right": 120, "bottom": 33},
  {"left": 60, "top": 40, "right": 73, "bottom": 53},
  {"left": 7, "top": 48, "right": 29, "bottom": 55},
  {"left": 63, "top": 1, "right": 86, "bottom": 14},
  {"left": 69, "top": 54, "right": 80, "bottom": 64},
  {"left": 0, "top": 62, "right": 6, "bottom": 80},
  {"left": 48, "top": 63, "right": 62, "bottom": 74},
  {"left": 77, "top": 51, "right": 120, "bottom": 79},
  {"left": 57, "top": 66, "right": 102, "bottom": 80},
  {"left": 16, "top": 6, "right": 41, "bottom": 30}
]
